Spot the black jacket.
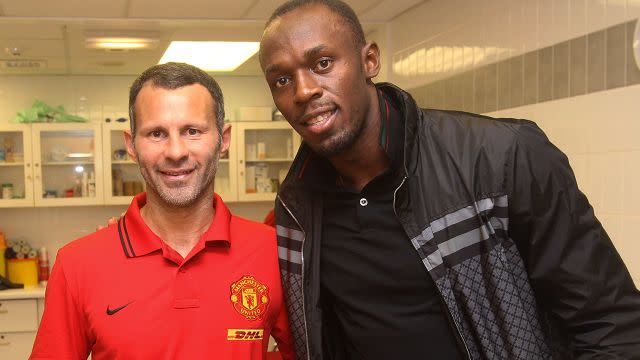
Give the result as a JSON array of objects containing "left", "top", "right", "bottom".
[{"left": 274, "top": 83, "right": 640, "bottom": 359}]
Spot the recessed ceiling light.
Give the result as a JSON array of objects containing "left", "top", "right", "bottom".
[
  {"left": 86, "top": 38, "right": 158, "bottom": 50},
  {"left": 85, "top": 31, "right": 159, "bottom": 50},
  {"left": 159, "top": 41, "right": 259, "bottom": 72}
]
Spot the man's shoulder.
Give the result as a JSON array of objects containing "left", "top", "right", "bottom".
[
  {"left": 56, "top": 223, "right": 121, "bottom": 265},
  {"left": 417, "top": 108, "right": 544, "bottom": 154},
  {"left": 230, "top": 215, "right": 276, "bottom": 237},
  {"left": 421, "top": 108, "right": 536, "bottom": 135}
]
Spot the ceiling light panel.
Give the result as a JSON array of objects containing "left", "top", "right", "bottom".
[{"left": 159, "top": 41, "right": 259, "bottom": 72}]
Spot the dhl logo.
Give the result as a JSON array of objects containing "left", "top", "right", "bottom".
[{"left": 227, "top": 329, "right": 264, "bottom": 341}]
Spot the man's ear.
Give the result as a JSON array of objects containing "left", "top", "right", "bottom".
[
  {"left": 124, "top": 129, "right": 138, "bottom": 163},
  {"left": 362, "top": 41, "right": 381, "bottom": 80},
  {"left": 219, "top": 123, "right": 232, "bottom": 157}
]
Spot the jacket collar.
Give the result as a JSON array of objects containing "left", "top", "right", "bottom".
[{"left": 281, "top": 82, "right": 420, "bottom": 193}]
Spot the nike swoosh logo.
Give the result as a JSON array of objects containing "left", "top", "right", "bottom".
[{"left": 106, "top": 302, "right": 132, "bottom": 315}]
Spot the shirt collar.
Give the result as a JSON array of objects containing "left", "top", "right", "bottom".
[{"left": 117, "top": 192, "right": 232, "bottom": 258}]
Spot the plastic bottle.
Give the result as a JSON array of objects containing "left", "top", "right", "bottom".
[
  {"left": 88, "top": 171, "right": 96, "bottom": 198},
  {"left": 0, "top": 231, "right": 6, "bottom": 277},
  {"left": 2, "top": 183, "right": 13, "bottom": 199},
  {"left": 37, "top": 247, "right": 49, "bottom": 286},
  {"left": 81, "top": 172, "right": 88, "bottom": 197}
]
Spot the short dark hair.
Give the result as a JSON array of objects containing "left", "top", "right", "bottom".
[
  {"left": 264, "top": 0, "right": 366, "bottom": 47},
  {"left": 128, "top": 62, "right": 225, "bottom": 139}
]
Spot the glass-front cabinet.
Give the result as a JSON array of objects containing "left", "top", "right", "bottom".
[
  {"left": 235, "top": 121, "right": 300, "bottom": 202},
  {"left": 31, "top": 123, "right": 103, "bottom": 206},
  {"left": 0, "top": 124, "right": 33, "bottom": 207},
  {"left": 102, "top": 122, "right": 145, "bottom": 205},
  {"left": 0, "top": 120, "right": 298, "bottom": 207}
]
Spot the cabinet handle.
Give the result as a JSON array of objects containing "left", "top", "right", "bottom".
[
  {"left": 240, "top": 171, "right": 244, "bottom": 176},
  {"left": 26, "top": 163, "right": 31, "bottom": 168},
  {"left": 0, "top": 309, "right": 7, "bottom": 314},
  {"left": 0, "top": 341, "right": 10, "bottom": 346},
  {"left": 239, "top": 159, "right": 243, "bottom": 164},
  {"left": 35, "top": 163, "right": 39, "bottom": 167}
]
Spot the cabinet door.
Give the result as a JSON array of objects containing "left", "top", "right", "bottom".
[
  {"left": 235, "top": 122, "right": 300, "bottom": 202},
  {"left": 101, "top": 122, "right": 145, "bottom": 205},
  {"left": 0, "top": 332, "right": 37, "bottom": 360},
  {"left": 32, "top": 123, "right": 103, "bottom": 207},
  {"left": 0, "top": 125, "right": 34, "bottom": 207}
]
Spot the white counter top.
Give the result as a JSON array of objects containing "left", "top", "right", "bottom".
[{"left": 0, "top": 286, "right": 46, "bottom": 300}]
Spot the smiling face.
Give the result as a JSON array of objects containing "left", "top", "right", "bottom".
[
  {"left": 260, "top": 4, "right": 380, "bottom": 157},
  {"left": 125, "top": 83, "right": 231, "bottom": 208}
]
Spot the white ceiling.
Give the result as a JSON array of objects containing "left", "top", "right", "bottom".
[{"left": 0, "top": 0, "right": 425, "bottom": 76}]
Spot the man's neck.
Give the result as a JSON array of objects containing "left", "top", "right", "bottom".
[
  {"left": 140, "top": 192, "right": 215, "bottom": 258},
  {"left": 328, "top": 89, "right": 389, "bottom": 192}
]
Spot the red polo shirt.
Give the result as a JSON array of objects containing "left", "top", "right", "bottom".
[{"left": 30, "top": 193, "right": 294, "bottom": 360}]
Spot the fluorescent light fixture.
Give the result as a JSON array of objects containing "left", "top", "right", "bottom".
[
  {"left": 85, "top": 31, "right": 159, "bottom": 50},
  {"left": 159, "top": 41, "right": 259, "bottom": 71}
]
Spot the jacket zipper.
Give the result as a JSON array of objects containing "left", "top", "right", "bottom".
[
  {"left": 277, "top": 195, "right": 312, "bottom": 360},
  {"left": 392, "top": 176, "right": 472, "bottom": 360}
]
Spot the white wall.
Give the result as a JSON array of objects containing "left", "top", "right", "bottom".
[
  {"left": 388, "top": 0, "right": 640, "bottom": 284},
  {"left": 0, "top": 74, "right": 275, "bottom": 124},
  {"left": 389, "top": 0, "right": 640, "bottom": 89}
]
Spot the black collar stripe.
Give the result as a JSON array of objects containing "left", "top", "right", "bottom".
[
  {"left": 297, "top": 152, "right": 313, "bottom": 179},
  {"left": 384, "top": 96, "right": 391, "bottom": 153},
  {"left": 122, "top": 215, "right": 136, "bottom": 257},
  {"left": 117, "top": 218, "right": 131, "bottom": 258}
]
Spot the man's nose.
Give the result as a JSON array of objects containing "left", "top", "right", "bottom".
[
  {"left": 293, "top": 70, "right": 322, "bottom": 104},
  {"left": 165, "top": 133, "right": 188, "bottom": 161}
]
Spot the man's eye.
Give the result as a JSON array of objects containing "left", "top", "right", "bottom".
[
  {"left": 187, "top": 128, "right": 199, "bottom": 136},
  {"left": 275, "top": 77, "right": 290, "bottom": 88},
  {"left": 150, "top": 130, "right": 163, "bottom": 138},
  {"left": 317, "top": 58, "right": 332, "bottom": 70}
]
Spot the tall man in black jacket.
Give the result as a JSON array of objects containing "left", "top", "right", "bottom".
[{"left": 259, "top": 0, "right": 640, "bottom": 359}]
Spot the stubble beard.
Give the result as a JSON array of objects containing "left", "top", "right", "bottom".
[
  {"left": 136, "top": 140, "right": 220, "bottom": 208},
  {"left": 312, "top": 110, "right": 368, "bottom": 158}
]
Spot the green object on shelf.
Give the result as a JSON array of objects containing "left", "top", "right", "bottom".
[{"left": 12, "top": 100, "right": 88, "bottom": 123}]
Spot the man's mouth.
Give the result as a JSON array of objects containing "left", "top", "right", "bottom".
[
  {"left": 302, "top": 106, "right": 337, "bottom": 127},
  {"left": 305, "top": 110, "right": 334, "bottom": 126},
  {"left": 159, "top": 168, "right": 195, "bottom": 180}
]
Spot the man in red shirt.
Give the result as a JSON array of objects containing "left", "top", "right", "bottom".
[{"left": 30, "top": 62, "right": 294, "bottom": 360}]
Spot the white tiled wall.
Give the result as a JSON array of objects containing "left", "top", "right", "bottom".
[
  {"left": 487, "top": 84, "right": 640, "bottom": 285},
  {"left": 388, "top": 0, "right": 640, "bottom": 285},
  {"left": 389, "top": 0, "right": 640, "bottom": 89}
]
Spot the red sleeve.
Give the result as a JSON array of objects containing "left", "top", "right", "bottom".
[
  {"left": 270, "top": 298, "right": 296, "bottom": 360},
  {"left": 263, "top": 208, "right": 276, "bottom": 228},
  {"left": 30, "top": 251, "right": 91, "bottom": 360}
]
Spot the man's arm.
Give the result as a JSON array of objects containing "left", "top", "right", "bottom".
[
  {"left": 30, "top": 251, "right": 91, "bottom": 360},
  {"left": 508, "top": 122, "right": 640, "bottom": 358},
  {"left": 271, "top": 296, "right": 296, "bottom": 360}
]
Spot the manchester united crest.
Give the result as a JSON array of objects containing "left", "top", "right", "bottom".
[{"left": 230, "top": 275, "right": 269, "bottom": 320}]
